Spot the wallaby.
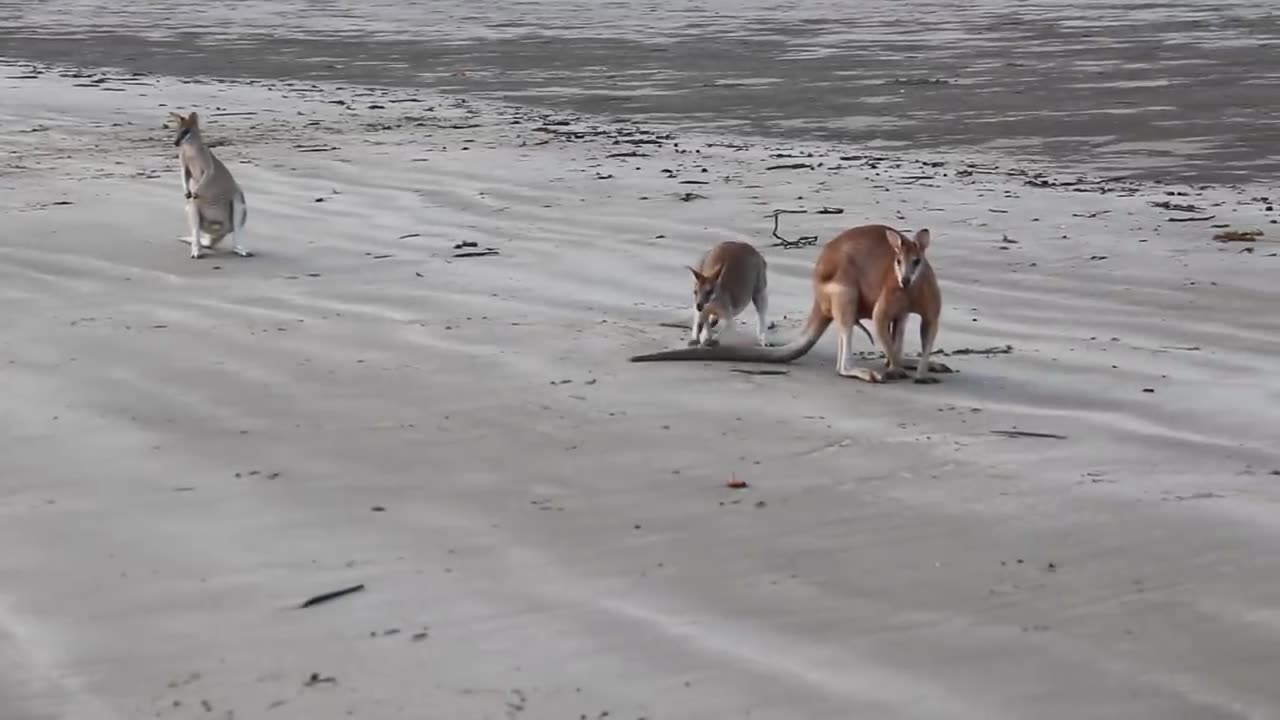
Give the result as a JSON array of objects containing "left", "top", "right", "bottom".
[
  {"left": 630, "top": 224, "right": 950, "bottom": 383},
  {"left": 685, "top": 241, "right": 771, "bottom": 348},
  {"left": 170, "top": 111, "right": 251, "bottom": 259}
]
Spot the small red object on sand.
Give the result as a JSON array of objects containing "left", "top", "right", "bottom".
[{"left": 725, "top": 473, "right": 749, "bottom": 489}]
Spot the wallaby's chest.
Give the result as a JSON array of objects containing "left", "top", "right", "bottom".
[{"left": 181, "top": 148, "right": 231, "bottom": 181}]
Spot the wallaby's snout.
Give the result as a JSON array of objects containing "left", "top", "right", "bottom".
[
  {"left": 694, "top": 286, "right": 715, "bottom": 313},
  {"left": 899, "top": 259, "right": 918, "bottom": 289}
]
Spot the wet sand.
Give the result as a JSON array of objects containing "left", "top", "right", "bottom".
[{"left": 1, "top": 0, "right": 1279, "bottom": 184}]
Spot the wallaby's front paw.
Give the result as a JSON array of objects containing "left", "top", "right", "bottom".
[{"left": 184, "top": 191, "right": 193, "bottom": 200}]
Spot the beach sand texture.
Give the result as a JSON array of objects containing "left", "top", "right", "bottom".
[{"left": 2, "top": 2, "right": 1280, "bottom": 718}]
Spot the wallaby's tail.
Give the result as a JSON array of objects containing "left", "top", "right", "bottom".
[{"left": 630, "top": 302, "right": 831, "bottom": 363}]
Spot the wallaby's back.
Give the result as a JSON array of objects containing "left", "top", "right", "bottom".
[
  {"left": 814, "top": 224, "right": 900, "bottom": 310},
  {"left": 697, "top": 241, "right": 766, "bottom": 316}
]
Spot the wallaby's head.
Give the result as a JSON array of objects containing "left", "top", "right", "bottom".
[
  {"left": 687, "top": 265, "right": 724, "bottom": 313},
  {"left": 888, "top": 229, "right": 931, "bottom": 290},
  {"left": 169, "top": 111, "right": 201, "bottom": 147}
]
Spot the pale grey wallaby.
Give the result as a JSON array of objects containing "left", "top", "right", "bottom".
[{"left": 171, "top": 111, "right": 251, "bottom": 259}]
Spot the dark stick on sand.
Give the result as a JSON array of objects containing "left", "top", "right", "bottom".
[
  {"left": 990, "top": 430, "right": 1068, "bottom": 440},
  {"left": 299, "top": 584, "right": 366, "bottom": 609}
]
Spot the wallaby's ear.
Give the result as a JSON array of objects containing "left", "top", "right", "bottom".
[
  {"left": 887, "top": 229, "right": 905, "bottom": 253},
  {"left": 914, "top": 228, "right": 931, "bottom": 252},
  {"left": 686, "top": 265, "right": 705, "bottom": 283},
  {"left": 707, "top": 266, "right": 724, "bottom": 285},
  {"left": 168, "top": 111, "right": 184, "bottom": 122}
]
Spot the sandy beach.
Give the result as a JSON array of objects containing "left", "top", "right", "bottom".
[{"left": 2, "top": 3, "right": 1280, "bottom": 718}]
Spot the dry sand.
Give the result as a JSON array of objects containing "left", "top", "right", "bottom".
[{"left": 2, "top": 56, "right": 1280, "bottom": 720}]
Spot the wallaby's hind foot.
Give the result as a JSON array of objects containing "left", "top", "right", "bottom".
[
  {"left": 900, "top": 358, "right": 954, "bottom": 374},
  {"left": 752, "top": 288, "right": 769, "bottom": 347},
  {"left": 687, "top": 336, "right": 720, "bottom": 348},
  {"left": 913, "top": 375, "right": 940, "bottom": 385},
  {"left": 839, "top": 366, "right": 884, "bottom": 383},
  {"left": 872, "top": 307, "right": 909, "bottom": 381}
]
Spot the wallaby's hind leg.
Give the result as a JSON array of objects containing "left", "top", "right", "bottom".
[
  {"left": 874, "top": 304, "right": 908, "bottom": 381},
  {"left": 834, "top": 317, "right": 848, "bottom": 375},
  {"left": 833, "top": 294, "right": 881, "bottom": 382},
  {"left": 752, "top": 288, "right": 770, "bottom": 347},
  {"left": 712, "top": 312, "right": 733, "bottom": 344},
  {"left": 912, "top": 316, "right": 941, "bottom": 384},
  {"left": 886, "top": 317, "right": 908, "bottom": 368},
  {"left": 837, "top": 324, "right": 882, "bottom": 382},
  {"left": 186, "top": 201, "right": 203, "bottom": 259},
  {"left": 230, "top": 196, "right": 253, "bottom": 258},
  {"left": 903, "top": 316, "right": 951, "bottom": 382}
]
